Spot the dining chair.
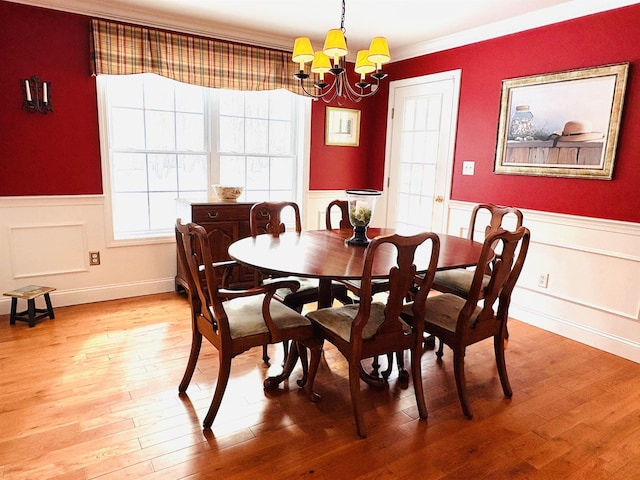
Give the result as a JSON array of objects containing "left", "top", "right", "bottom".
[
  {"left": 403, "top": 226, "right": 530, "bottom": 419},
  {"left": 176, "top": 220, "right": 322, "bottom": 428},
  {"left": 306, "top": 231, "right": 440, "bottom": 438},
  {"left": 432, "top": 203, "right": 524, "bottom": 298},
  {"left": 326, "top": 199, "right": 393, "bottom": 377},
  {"left": 427, "top": 203, "right": 524, "bottom": 353},
  {"left": 250, "top": 201, "right": 352, "bottom": 364}
]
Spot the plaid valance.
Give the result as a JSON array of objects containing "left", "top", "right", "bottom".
[{"left": 90, "top": 19, "right": 305, "bottom": 95}]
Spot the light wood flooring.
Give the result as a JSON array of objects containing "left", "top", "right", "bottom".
[{"left": 1, "top": 292, "right": 640, "bottom": 479}]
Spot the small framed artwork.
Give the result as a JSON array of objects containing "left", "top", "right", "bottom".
[
  {"left": 325, "top": 107, "right": 361, "bottom": 146},
  {"left": 494, "top": 63, "right": 629, "bottom": 179}
]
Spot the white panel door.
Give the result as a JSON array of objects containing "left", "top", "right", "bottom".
[{"left": 379, "top": 70, "right": 461, "bottom": 234}]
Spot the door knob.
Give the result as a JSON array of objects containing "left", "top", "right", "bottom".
[{"left": 435, "top": 195, "right": 444, "bottom": 203}]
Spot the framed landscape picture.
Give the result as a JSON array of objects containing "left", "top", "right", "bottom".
[{"left": 325, "top": 107, "right": 361, "bottom": 146}]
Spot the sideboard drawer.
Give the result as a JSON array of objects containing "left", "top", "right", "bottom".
[{"left": 191, "top": 202, "right": 255, "bottom": 223}]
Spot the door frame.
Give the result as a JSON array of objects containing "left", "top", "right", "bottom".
[{"left": 376, "top": 69, "right": 462, "bottom": 233}]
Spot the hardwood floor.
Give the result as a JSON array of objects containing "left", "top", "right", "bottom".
[{"left": 1, "top": 292, "right": 639, "bottom": 479}]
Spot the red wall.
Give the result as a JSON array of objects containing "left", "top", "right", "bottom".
[
  {"left": 370, "top": 4, "right": 640, "bottom": 223},
  {"left": 308, "top": 90, "right": 377, "bottom": 190},
  {"left": 2, "top": 1, "right": 640, "bottom": 224},
  {"left": 0, "top": 2, "right": 102, "bottom": 195}
]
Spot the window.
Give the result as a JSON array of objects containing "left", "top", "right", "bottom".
[{"left": 97, "top": 73, "right": 309, "bottom": 242}]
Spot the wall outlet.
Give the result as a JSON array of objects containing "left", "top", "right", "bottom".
[
  {"left": 89, "top": 251, "right": 101, "bottom": 266},
  {"left": 537, "top": 273, "right": 549, "bottom": 288},
  {"left": 462, "top": 161, "right": 475, "bottom": 175}
]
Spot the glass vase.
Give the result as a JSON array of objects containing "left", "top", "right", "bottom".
[{"left": 345, "top": 189, "right": 382, "bottom": 246}]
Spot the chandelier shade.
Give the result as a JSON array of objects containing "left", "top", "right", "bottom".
[
  {"left": 291, "top": 0, "right": 390, "bottom": 103},
  {"left": 292, "top": 37, "right": 315, "bottom": 69},
  {"left": 367, "top": 37, "right": 391, "bottom": 70}
]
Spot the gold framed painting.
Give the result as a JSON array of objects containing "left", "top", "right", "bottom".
[
  {"left": 494, "top": 63, "right": 629, "bottom": 179},
  {"left": 325, "top": 107, "right": 361, "bottom": 146}
]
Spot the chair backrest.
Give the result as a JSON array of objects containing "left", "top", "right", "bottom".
[
  {"left": 352, "top": 232, "right": 440, "bottom": 349},
  {"left": 176, "top": 220, "right": 228, "bottom": 343},
  {"left": 250, "top": 201, "right": 302, "bottom": 238},
  {"left": 468, "top": 203, "right": 524, "bottom": 241},
  {"left": 325, "top": 199, "right": 350, "bottom": 230},
  {"left": 457, "top": 226, "right": 530, "bottom": 335}
]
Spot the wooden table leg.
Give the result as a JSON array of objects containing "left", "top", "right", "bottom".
[{"left": 317, "top": 278, "right": 333, "bottom": 309}]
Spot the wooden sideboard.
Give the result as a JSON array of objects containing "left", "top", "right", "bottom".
[{"left": 175, "top": 199, "right": 263, "bottom": 292}]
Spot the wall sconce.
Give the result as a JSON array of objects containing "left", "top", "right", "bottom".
[{"left": 22, "top": 75, "right": 53, "bottom": 114}]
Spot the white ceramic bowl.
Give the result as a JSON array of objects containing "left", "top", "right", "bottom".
[{"left": 213, "top": 185, "right": 243, "bottom": 200}]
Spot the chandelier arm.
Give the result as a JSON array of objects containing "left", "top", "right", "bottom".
[
  {"left": 342, "top": 75, "right": 381, "bottom": 101},
  {"left": 297, "top": 76, "right": 340, "bottom": 101}
]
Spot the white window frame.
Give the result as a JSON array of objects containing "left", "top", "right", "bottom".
[{"left": 96, "top": 74, "right": 311, "bottom": 246}]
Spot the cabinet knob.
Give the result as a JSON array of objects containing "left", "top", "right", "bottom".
[{"left": 208, "top": 211, "right": 219, "bottom": 219}]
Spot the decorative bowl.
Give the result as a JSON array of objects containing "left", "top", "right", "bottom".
[{"left": 213, "top": 185, "right": 243, "bottom": 201}]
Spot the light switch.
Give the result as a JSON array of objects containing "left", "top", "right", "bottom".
[{"left": 462, "top": 161, "right": 475, "bottom": 175}]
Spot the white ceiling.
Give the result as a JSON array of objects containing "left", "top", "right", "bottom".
[{"left": 8, "top": 0, "right": 640, "bottom": 60}]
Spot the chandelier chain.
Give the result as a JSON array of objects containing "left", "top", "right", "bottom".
[{"left": 340, "top": 0, "right": 346, "bottom": 33}]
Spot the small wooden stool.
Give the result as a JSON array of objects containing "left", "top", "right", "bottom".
[{"left": 3, "top": 285, "right": 56, "bottom": 328}]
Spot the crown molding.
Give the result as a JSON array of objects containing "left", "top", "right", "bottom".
[
  {"left": 393, "top": 0, "right": 640, "bottom": 61},
  {"left": 3, "top": 0, "right": 293, "bottom": 51},
  {"left": 5, "top": 0, "right": 640, "bottom": 60}
]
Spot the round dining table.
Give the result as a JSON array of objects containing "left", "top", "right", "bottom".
[
  {"left": 228, "top": 227, "right": 485, "bottom": 309},
  {"left": 229, "top": 227, "right": 485, "bottom": 388}
]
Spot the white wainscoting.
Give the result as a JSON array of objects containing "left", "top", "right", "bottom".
[
  {"left": 0, "top": 195, "right": 176, "bottom": 315},
  {"left": 3, "top": 194, "right": 639, "bottom": 364},
  {"left": 306, "top": 192, "right": 640, "bottom": 363},
  {"left": 10, "top": 223, "right": 87, "bottom": 277}
]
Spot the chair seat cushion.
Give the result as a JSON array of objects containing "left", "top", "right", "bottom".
[
  {"left": 263, "top": 276, "right": 318, "bottom": 299},
  {"left": 307, "top": 302, "right": 395, "bottom": 342},
  {"left": 403, "top": 293, "right": 482, "bottom": 333},
  {"left": 432, "top": 269, "right": 490, "bottom": 298},
  {"left": 223, "top": 294, "right": 311, "bottom": 339}
]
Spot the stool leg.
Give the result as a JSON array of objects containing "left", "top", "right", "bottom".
[
  {"left": 28, "top": 299, "right": 36, "bottom": 328},
  {"left": 44, "top": 293, "right": 55, "bottom": 320},
  {"left": 9, "top": 298, "right": 17, "bottom": 325}
]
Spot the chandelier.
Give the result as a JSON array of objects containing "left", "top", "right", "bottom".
[{"left": 291, "top": 0, "right": 390, "bottom": 103}]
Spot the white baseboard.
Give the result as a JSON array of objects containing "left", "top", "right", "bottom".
[
  {"left": 0, "top": 278, "right": 177, "bottom": 315},
  {"left": 510, "top": 303, "right": 640, "bottom": 364}
]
